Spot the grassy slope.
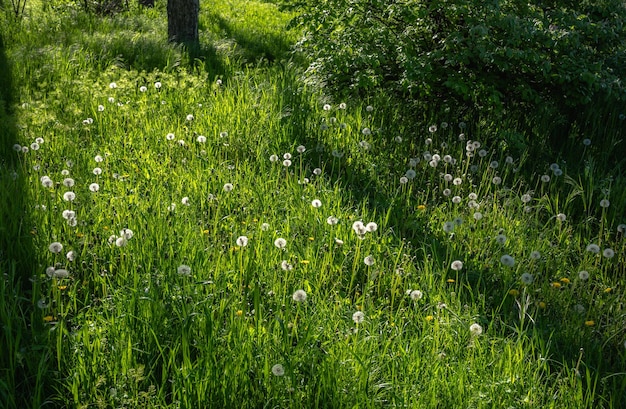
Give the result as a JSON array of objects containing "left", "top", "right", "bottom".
[{"left": 1, "top": 1, "right": 625, "bottom": 408}]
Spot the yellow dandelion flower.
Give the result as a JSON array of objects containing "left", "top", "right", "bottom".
[
  {"left": 417, "top": 205, "right": 426, "bottom": 211},
  {"left": 604, "top": 288, "right": 613, "bottom": 293},
  {"left": 584, "top": 320, "right": 595, "bottom": 327},
  {"left": 447, "top": 278, "right": 455, "bottom": 283},
  {"left": 58, "top": 285, "right": 68, "bottom": 291},
  {"left": 252, "top": 218, "right": 258, "bottom": 222},
  {"left": 203, "top": 229, "right": 209, "bottom": 234},
  {"left": 308, "top": 237, "right": 315, "bottom": 241},
  {"left": 538, "top": 301, "right": 547, "bottom": 309},
  {"left": 425, "top": 315, "right": 434, "bottom": 322},
  {"left": 236, "top": 310, "right": 243, "bottom": 317},
  {"left": 551, "top": 282, "right": 561, "bottom": 289},
  {"left": 300, "top": 260, "right": 310, "bottom": 265},
  {"left": 509, "top": 289, "right": 519, "bottom": 297},
  {"left": 43, "top": 315, "right": 54, "bottom": 322},
  {"left": 560, "top": 277, "right": 570, "bottom": 284},
  {"left": 103, "top": 226, "right": 109, "bottom": 230}
]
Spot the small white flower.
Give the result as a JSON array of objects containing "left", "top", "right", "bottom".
[
  {"left": 280, "top": 260, "right": 293, "bottom": 271},
  {"left": 603, "top": 248, "right": 615, "bottom": 258},
  {"left": 292, "top": 289, "right": 307, "bottom": 302},
  {"left": 166, "top": 133, "right": 175, "bottom": 141},
  {"left": 399, "top": 176, "right": 408, "bottom": 184},
  {"left": 182, "top": 196, "right": 190, "bottom": 206},
  {"left": 492, "top": 176, "right": 502, "bottom": 185},
  {"left": 352, "top": 311, "right": 365, "bottom": 324},
  {"left": 63, "top": 192, "right": 76, "bottom": 202},
  {"left": 366, "top": 105, "right": 374, "bottom": 112},
  {"left": 269, "top": 154, "right": 278, "bottom": 162},
  {"left": 326, "top": 216, "right": 339, "bottom": 225},
  {"left": 274, "top": 238, "right": 287, "bottom": 249},
  {"left": 236, "top": 236, "right": 249, "bottom": 247},
  {"left": 442, "top": 188, "right": 451, "bottom": 197},
  {"left": 53, "top": 269, "right": 69, "bottom": 279},
  {"left": 109, "top": 82, "right": 117, "bottom": 89},
  {"left": 139, "top": 86, "right": 147, "bottom": 92},
  {"left": 49, "top": 242, "right": 63, "bottom": 253},
  {"left": 453, "top": 177, "right": 463, "bottom": 186},
  {"left": 63, "top": 178, "right": 75, "bottom": 187},
  {"left": 352, "top": 221, "right": 367, "bottom": 236},
  {"left": 500, "top": 254, "right": 515, "bottom": 267},
  {"left": 62, "top": 210, "right": 75, "bottom": 220},
  {"left": 521, "top": 194, "right": 532, "bottom": 203},
  {"left": 323, "top": 104, "right": 331, "bottom": 111},
  {"left": 428, "top": 125, "right": 437, "bottom": 133},
  {"left": 541, "top": 175, "right": 551, "bottom": 183},
  {"left": 41, "top": 176, "right": 53, "bottom": 188},
  {"left": 450, "top": 260, "right": 463, "bottom": 271},
  {"left": 271, "top": 364, "right": 285, "bottom": 376},
  {"left": 93, "top": 167, "right": 102, "bottom": 176},
  {"left": 469, "top": 323, "right": 483, "bottom": 336},
  {"left": 473, "top": 212, "right": 483, "bottom": 220},
  {"left": 177, "top": 264, "right": 191, "bottom": 276},
  {"left": 452, "top": 196, "right": 462, "bottom": 204}
]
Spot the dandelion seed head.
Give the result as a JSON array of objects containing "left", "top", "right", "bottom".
[
  {"left": 326, "top": 216, "right": 339, "bottom": 225},
  {"left": 556, "top": 213, "right": 567, "bottom": 222},
  {"left": 405, "top": 169, "right": 416, "bottom": 179},
  {"left": 311, "top": 199, "right": 322, "bottom": 208},
  {"left": 271, "top": 364, "right": 285, "bottom": 376},
  {"left": 363, "top": 255, "right": 375, "bottom": 266},
  {"left": 600, "top": 199, "right": 610, "bottom": 208},
  {"left": 586, "top": 244, "right": 600, "bottom": 253},
  {"left": 603, "top": 248, "right": 615, "bottom": 258},
  {"left": 495, "top": 234, "right": 507, "bottom": 245},
  {"left": 541, "top": 175, "right": 551, "bottom": 183},
  {"left": 196, "top": 135, "right": 207, "bottom": 143},
  {"left": 115, "top": 237, "right": 127, "bottom": 247},
  {"left": 469, "top": 323, "right": 483, "bottom": 336},
  {"left": 283, "top": 159, "right": 292, "bottom": 167},
  {"left": 451, "top": 260, "right": 463, "bottom": 271},
  {"left": 365, "top": 222, "right": 378, "bottom": 232},
  {"left": 500, "top": 254, "right": 515, "bottom": 267},
  {"left": 578, "top": 270, "right": 589, "bottom": 280},
  {"left": 89, "top": 182, "right": 100, "bottom": 192},
  {"left": 443, "top": 221, "right": 455, "bottom": 233},
  {"left": 292, "top": 289, "right": 307, "bottom": 302},
  {"left": 49, "top": 242, "right": 63, "bottom": 253},
  {"left": 296, "top": 145, "right": 306, "bottom": 153},
  {"left": 223, "top": 183, "right": 234, "bottom": 192},
  {"left": 274, "top": 238, "right": 287, "bottom": 249},
  {"left": 261, "top": 223, "right": 270, "bottom": 231},
  {"left": 166, "top": 133, "right": 175, "bottom": 141},
  {"left": 66, "top": 251, "right": 76, "bottom": 261},
  {"left": 63, "top": 191, "right": 76, "bottom": 202},
  {"left": 236, "top": 236, "right": 249, "bottom": 247},
  {"left": 473, "top": 212, "right": 483, "bottom": 220},
  {"left": 530, "top": 251, "right": 541, "bottom": 260},
  {"left": 177, "top": 265, "right": 191, "bottom": 276},
  {"left": 521, "top": 273, "right": 534, "bottom": 285},
  {"left": 399, "top": 176, "right": 408, "bottom": 184},
  {"left": 352, "top": 311, "right": 365, "bottom": 324},
  {"left": 583, "top": 138, "right": 591, "bottom": 146}
]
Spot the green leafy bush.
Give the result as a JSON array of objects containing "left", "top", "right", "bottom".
[{"left": 282, "top": 0, "right": 626, "bottom": 120}]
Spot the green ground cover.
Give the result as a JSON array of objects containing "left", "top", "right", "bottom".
[{"left": 1, "top": 1, "right": 625, "bottom": 408}]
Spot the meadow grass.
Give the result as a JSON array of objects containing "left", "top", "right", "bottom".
[{"left": 1, "top": 1, "right": 626, "bottom": 408}]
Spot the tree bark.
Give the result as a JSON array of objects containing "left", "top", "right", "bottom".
[{"left": 167, "top": 0, "right": 199, "bottom": 45}]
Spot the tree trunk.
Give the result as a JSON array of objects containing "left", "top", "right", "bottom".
[{"left": 167, "top": 0, "right": 199, "bottom": 45}]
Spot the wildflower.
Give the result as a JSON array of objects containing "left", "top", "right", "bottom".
[
  {"left": 556, "top": 213, "right": 566, "bottom": 222},
  {"left": 271, "top": 364, "right": 285, "bottom": 376},
  {"left": 541, "top": 175, "right": 551, "bottom": 183},
  {"left": 578, "top": 270, "right": 589, "bottom": 280},
  {"left": 352, "top": 311, "right": 365, "bottom": 324},
  {"left": 292, "top": 289, "right": 307, "bottom": 302},
  {"left": 603, "top": 248, "right": 615, "bottom": 258},
  {"left": 331, "top": 150, "right": 344, "bottom": 158},
  {"left": 425, "top": 315, "right": 434, "bottom": 322},
  {"left": 62, "top": 210, "right": 76, "bottom": 220},
  {"left": 530, "top": 251, "right": 541, "bottom": 260},
  {"left": 495, "top": 234, "right": 507, "bottom": 245},
  {"left": 410, "top": 290, "right": 423, "bottom": 300},
  {"left": 115, "top": 237, "right": 127, "bottom": 247},
  {"left": 326, "top": 216, "right": 339, "bottom": 225},
  {"left": 490, "top": 161, "right": 499, "bottom": 169},
  {"left": 583, "top": 139, "right": 591, "bottom": 146},
  {"left": 223, "top": 183, "right": 234, "bottom": 192},
  {"left": 49, "top": 242, "right": 63, "bottom": 253},
  {"left": 443, "top": 221, "right": 455, "bottom": 233},
  {"left": 409, "top": 158, "right": 419, "bottom": 167},
  {"left": 352, "top": 221, "right": 367, "bottom": 236},
  {"left": 553, "top": 169, "right": 563, "bottom": 176},
  {"left": 283, "top": 159, "right": 292, "bottom": 167},
  {"left": 364, "top": 255, "right": 375, "bottom": 266},
  {"left": 181, "top": 196, "right": 190, "bottom": 206},
  {"left": 236, "top": 236, "right": 249, "bottom": 247},
  {"left": 450, "top": 260, "right": 463, "bottom": 271},
  {"left": 428, "top": 125, "right": 437, "bottom": 133},
  {"left": 452, "top": 196, "right": 462, "bottom": 204},
  {"left": 92, "top": 167, "right": 103, "bottom": 176},
  {"left": 274, "top": 238, "right": 287, "bottom": 249},
  {"left": 311, "top": 199, "right": 322, "bottom": 208},
  {"left": 560, "top": 277, "right": 570, "bottom": 284},
  {"left": 338, "top": 102, "right": 347, "bottom": 109},
  {"left": 442, "top": 188, "right": 451, "bottom": 197},
  {"left": 66, "top": 251, "right": 76, "bottom": 262},
  {"left": 395, "top": 136, "right": 403, "bottom": 143},
  {"left": 220, "top": 131, "right": 229, "bottom": 138},
  {"left": 521, "top": 273, "right": 534, "bottom": 285},
  {"left": 359, "top": 139, "right": 371, "bottom": 148},
  {"left": 417, "top": 205, "right": 426, "bottom": 211},
  {"left": 469, "top": 323, "right": 483, "bottom": 336},
  {"left": 185, "top": 114, "right": 194, "bottom": 121},
  {"left": 177, "top": 265, "right": 191, "bottom": 276},
  {"left": 551, "top": 282, "right": 561, "bottom": 289},
  {"left": 30, "top": 142, "right": 40, "bottom": 151},
  {"left": 478, "top": 149, "right": 488, "bottom": 157},
  {"left": 509, "top": 289, "right": 519, "bottom": 297},
  {"left": 41, "top": 176, "right": 53, "bottom": 188},
  {"left": 296, "top": 145, "right": 306, "bottom": 153},
  {"left": 109, "top": 82, "right": 117, "bottom": 89},
  {"left": 574, "top": 304, "right": 585, "bottom": 314},
  {"left": 166, "top": 133, "right": 175, "bottom": 141},
  {"left": 586, "top": 244, "right": 600, "bottom": 253},
  {"left": 120, "top": 229, "right": 133, "bottom": 239},
  {"left": 500, "top": 255, "right": 515, "bottom": 267},
  {"left": 281, "top": 260, "right": 293, "bottom": 271},
  {"left": 139, "top": 86, "right": 147, "bottom": 92},
  {"left": 335, "top": 238, "right": 344, "bottom": 246},
  {"left": 521, "top": 194, "right": 532, "bottom": 203},
  {"left": 405, "top": 169, "right": 416, "bottom": 179},
  {"left": 63, "top": 192, "right": 76, "bottom": 202},
  {"left": 605, "top": 288, "right": 613, "bottom": 293},
  {"left": 269, "top": 154, "right": 278, "bottom": 162},
  {"left": 473, "top": 212, "right": 483, "bottom": 220},
  {"left": 261, "top": 223, "right": 270, "bottom": 231},
  {"left": 617, "top": 224, "right": 626, "bottom": 233},
  {"left": 366, "top": 105, "right": 374, "bottom": 112},
  {"left": 492, "top": 176, "right": 502, "bottom": 185},
  {"left": 365, "top": 222, "right": 378, "bottom": 232},
  {"left": 429, "top": 159, "right": 438, "bottom": 168},
  {"left": 399, "top": 176, "right": 408, "bottom": 184},
  {"left": 584, "top": 320, "right": 595, "bottom": 327},
  {"left": 196, "top": 135, "right": 207, "bottom": 143},
  {"left": 53, "top": 269, "right": 69, "bottom": 278},
  {"left": 323, "top": 104, "right": 331, "bottom": 111}
]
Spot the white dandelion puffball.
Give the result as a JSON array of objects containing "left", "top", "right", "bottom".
[
  {"left": 181, "top": 196, "right": 190, "bottom": 206},
  {"left": 89, "top": 182, "right": 102, "bottom": 192},
  {"left": 274, "top": 238, "right": 287, "bottom": 249},
  {"left": 410, "top": 290, "right": 423, "bottom": 301},
  {"left": 352, "top": 221, "right": 367, "bottom": 236},
  {"left": 115, "top": 237, "right": 128, "bottom": 247},
  {"left": 223, "top": 183, "right": 234, "bottom": 192},
  {"left": 236, "top": 236, "right": 249, "bottom": 247},
  {"left": 66, "top": 251, "right": 76, "bottom": 262},
  {"left": 500, "top": 254, "right": 515, "bottom": 267},
  {"left": 521, "top": 273, "right": 534, "bottom": 285},
  {"left": 443, "top": 221, "right": 455, "bottom": 233},
  {"left": 326, "top": 216, "right": 339, "bottom": 225},
  {"left": 177, "top": 264, "right": 192, "bottom": 276},
  {"left": 578, "top": 270, "right": 590, "bottom": 280},
  {"left": 292, "top": 289, "right": 307, "bottom": 302},
  {"left": 63, "top": 178, "right": 75, "bottom": 187},
  {"left": 296, "top": 145, "right": 306, "bottom": 153},
  {"left": 495, "top": 234, "right": 507, "bottom": 245},
  {"left": 556, "top": 213, "right": 566, "bottom": 222},
  {"left": 352, "top": 311, "right": 365, "bottom": 324},
  {"left": 603, "top": 248, "right": 615, "bottom": 258},
  {"left": 451, "top": 260, "right": 463, "bottom": 271},
  {"left": 469, "top": 323, "right": 483, "bottom": 336},
  {"left": 49, "top": 242, "right": 63, "bottom": 254},
  {"left": 599, "top": 199, "right": 610, "bottom": 208},
  {"left": 364, "top": 255, "right": 375, "bottom": 266},
  {"left": 261, "top": 223, "right": 270, "bottom": 231},
  {"left": 186, "top": 114, "right": 194, "bottom": 121},
  {"left": 271, "top": 364, "right": 285, "bottom": 376},
  {"left": 365, "top": 222, "right": 378, "bottom": 232},
  {"left": 53, "top": 269, "right": 69, "bottom": 279},
  {"left": 139, "top": 86, "right": 147, "bottom": 92},
  {"left": 530, "top": 251, "right": 541, "bottom": 260},
  {"left": 63, "top": 192, "right": 76, "bottom": 202},
  {"left": 311, "top": 199, "right": 322, "bottom": 208},
  {"left": 166, "top": 133, "right": 175, "bottom": 141},
  {"left": 586, "top": 244, "right": 600, "bottom": 253},
  {"left": 120, "top": 228, "right": 134, "bottom": 240},
  {"left": 269, "top": 154, "right": 278, "bottom": 162},
  {"left": 197, "top": 135, "right": 207, "bottom": 143},
  {"left": 282, "top": 159, "right": 292, "bottom": 167},
  {"left": 280, "top": 260, "right": 293, "bottom": 271},
  {"left": 473, "top": 212, "right": 483, "bottom": 220}
]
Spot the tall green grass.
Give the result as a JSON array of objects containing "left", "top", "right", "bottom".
[{"left": 1, "top": 1, "right": 625, "bottom": 408}]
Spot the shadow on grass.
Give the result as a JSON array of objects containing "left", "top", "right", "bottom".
[
  {"left": 0, "top": 28, "right": 55, "bottom": 409},
  {"left": 273, "top": 72, "right": 626, "bottom": 404}
]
